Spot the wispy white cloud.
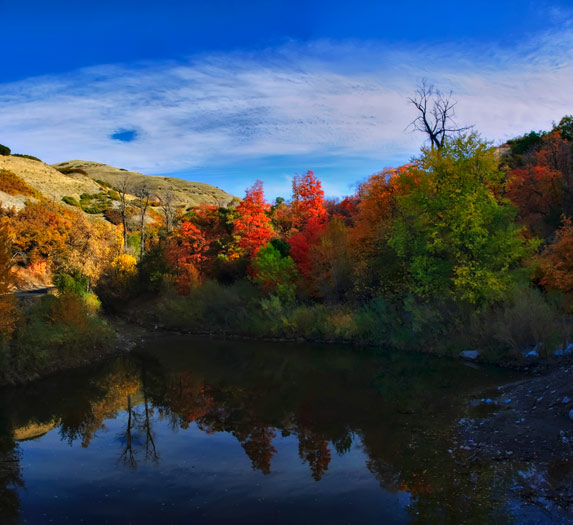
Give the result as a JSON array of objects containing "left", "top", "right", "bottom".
[{"left": 1, "top": 26, "right": 572, "bottom": 198}]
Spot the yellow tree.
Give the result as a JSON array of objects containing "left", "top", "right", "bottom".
[{"left": 0, "top": 221, "right": 19, "bottom": 340}]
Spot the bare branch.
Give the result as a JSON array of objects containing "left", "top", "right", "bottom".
[{"left": 407, "top": 80, "right": 472, "bottom": 149}]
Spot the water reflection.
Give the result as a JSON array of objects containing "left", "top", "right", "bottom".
[{"left": 0, "top": 336, "right": 525, "bottom": 522}]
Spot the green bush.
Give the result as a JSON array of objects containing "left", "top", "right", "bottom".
[
  {"left": 0, "top": 144, "right": 11, "bottom": 156},
  {"left": 95, "top": 179, "right": 112, "bottom": 189},
  {"left": 56, "top": 167, "right": 88, "bottom": 176},
  {"left": 12, "top": 153, "right": 42, "bottom": 162},
  {"left": 62, "top": 196, "right": 80, "bottom": 207},
  {"left": 54, "top": 272, "right": 90, "bottom": 295}
]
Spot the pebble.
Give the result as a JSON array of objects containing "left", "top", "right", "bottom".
[
  {"left": 569, "top": 409, "right": 573, "bottom": 421},
  {"left": 562, "top": 396, "right": 571, "bottom": 404},
  {"left": 505, "top": 398, "right": 512, "bottom": 404}
]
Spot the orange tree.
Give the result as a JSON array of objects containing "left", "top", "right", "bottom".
[{"left": 233, "top": 181, "right": 273, "bottom": 258}]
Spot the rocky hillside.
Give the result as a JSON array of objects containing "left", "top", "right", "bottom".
[
  {"left": 51, "top": 160, "right": 235, "bottom": 209},
  {"left": 0, "top": 156, "right": 235, "bottom": 212}
]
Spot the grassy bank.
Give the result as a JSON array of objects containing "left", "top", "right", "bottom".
[
  {"left": 0, "top": 293, "right": 116, "bottom": 385},
  {"left": 147, "top": 280, "right": 571, "bottom": 363}
]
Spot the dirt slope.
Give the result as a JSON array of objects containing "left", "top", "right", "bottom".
[
  {"left": 0, "top": 156, "right": 101, "bottom": 209},
  {"left": 51, "top": 160, "right": 235, "bottom": 209}
]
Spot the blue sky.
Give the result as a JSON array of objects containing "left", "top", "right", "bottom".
[{"left": 1, "top": 0, "right": 572, "bottom": 199}]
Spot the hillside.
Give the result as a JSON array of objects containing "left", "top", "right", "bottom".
[
  {"left": 0, "top": 156, "right": 101, "bottom": 209},
  {"left": 51, "top": 160, "right": 235, "bottom": 209}
]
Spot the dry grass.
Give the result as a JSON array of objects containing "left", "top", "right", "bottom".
[
  {"left": 0, "top": 169, "right": 40, "bottom": 197},
  {"left": 0, "top": 156, "right": 101, "bottom": 204},
  {"left": 52, "top": 160, "right": 236, "bottom": 208}
]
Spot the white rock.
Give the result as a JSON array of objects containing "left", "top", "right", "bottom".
[
  {"left": 562, "top": 396, "right": 571, "bottom": 404},
  {"left": 460, "top": 350, "right": 480, "bottom": 360},
  {"left": 569, "top": 409, "right": 573, "bottom": 421}
]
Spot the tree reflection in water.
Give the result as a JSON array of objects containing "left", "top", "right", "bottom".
[{"left": 0, "top": 338, "right": 523, "bottom": 522}]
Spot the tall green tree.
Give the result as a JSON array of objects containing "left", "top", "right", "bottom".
[{"left": 389, "top": 133, "right": 534, "bottom": 306}]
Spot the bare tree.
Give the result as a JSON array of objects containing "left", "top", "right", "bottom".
[
  {"left": 159, "top": 189, "right": 175, "bottom": 235},
  {"left": 135, "top": 184, "right": 151, "bottom": 261},
  {"left": 120, "top": 394, "right": 137, "bottom": 469},
  {"left": 408, "top": 80, "right": 471, "bottom": 149},
  {"left": 117, "top": 177, "right": 131, "bottom": 253}
]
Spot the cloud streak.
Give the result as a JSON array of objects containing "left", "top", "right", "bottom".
[{"left": 1, "top": 28, "right": 572, "bottom": 198}]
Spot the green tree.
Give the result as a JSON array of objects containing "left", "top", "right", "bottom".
[
  {"left": 251, "top": 243, "right": 298, "bottom": 303},
  {"left": 389, "top": 133, "right": 534, "bottom": 306}
]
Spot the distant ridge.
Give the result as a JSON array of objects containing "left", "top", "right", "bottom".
[{"left": 51, "top": 160, "right": 236, "bottom": 209}]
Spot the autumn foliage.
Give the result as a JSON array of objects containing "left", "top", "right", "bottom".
[
  {"left": 539, "top": 217, "right": 573, "bottom": 296},
  {"left": 3, "top": 114, "right": 573, "bottom": 365},
  {"left": 233, "top": 181, "right": 273, "bottom": 257},
  {"left": 0, "top": 169, "right": 40, "bottom": 198},
  {"left": 165, "top": 221, "right": 209, "bottom": 293},
  {"left": 290, "top": 170, "right": 327, "bottom": 230}
]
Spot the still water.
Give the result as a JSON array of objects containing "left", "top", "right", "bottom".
[{"left": 0, "top": 335, "right": 527, "bottom": 523}]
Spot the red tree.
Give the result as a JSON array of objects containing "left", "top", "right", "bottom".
[
  {"left": 288, "top": 217, "right": 327, "bottom": 279},
  {"left": 539, "top": 217, "right": 573, "bottom": 296},
  {"left": 290, "top": 170, "right": 327, "bottom": 230},
  {"left": 234, "top": 181, "right": 273, "bottom": 257},
  {"left": 506, "top": 164, "right": 563, "bottom": 237},
  {"left": 166, "top": 221, "right": 209, "bottom": 293}
]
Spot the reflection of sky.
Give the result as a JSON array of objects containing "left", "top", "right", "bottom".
[
  {"left": 18, "top": 412, "right": 409, "bottom": 523},
  {"left": 1, "top": 2, "right": 572, "bottom": 199}
]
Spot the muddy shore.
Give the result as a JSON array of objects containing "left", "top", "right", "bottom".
[{"left": 455, "top": 362, "right": 573, "bottom": 517}]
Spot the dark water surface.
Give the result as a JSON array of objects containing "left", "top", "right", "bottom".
[{"left": 0, "top": 336, "right": 531, "bottom": 523}]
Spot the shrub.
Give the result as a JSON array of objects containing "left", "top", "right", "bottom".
[
  {"left": 54, "top": 272, "right": 90, "bottom": 295},
  {"left": 111, "top": 253, "right": 138, "bottom": 275},
  {"left": 487, "top": 287, "right": 562, "bottom": 357},
  {"left": 56, "top": 167, "right": 88, "bottom": 176},
  {"left": 12, "top": 154, "right": 42, "bottom": 162},
  {"left": 104, "top": 208, "right": 123, "bottom": 225},
  {"left": 95, "top": 179, "right": 112, "bottom": 189},
  {"left": 1, "top": 293, "right": 113, "bottom": 383},
  {"left": 0, "top": 170, "right": 40, "bottom": 197},
  {"left": 96, "top": 254, "right": 138, "bottom": 312},
  {"left": 157, "top": 280, "right": 262, "bottom": 334},
  {"left": 62, "top": 195, "right": 80, "bottom": 207},
  {"left": 0, "top": 296, "right": 19, "bottom": 341},
  {"left": 0, "top": 144, "right": 11, "bottom": 156}
]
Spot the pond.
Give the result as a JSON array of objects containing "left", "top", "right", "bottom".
[{"left": 0, "top": 335, "right": 538, "bottom": 523}]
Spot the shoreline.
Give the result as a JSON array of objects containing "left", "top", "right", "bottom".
[{"left": 455, "top": 364, "right": 573, "bottom": 516}]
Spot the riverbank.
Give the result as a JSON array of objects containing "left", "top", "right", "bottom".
[
  {"left": 0, "top": 317, "right": 146, "bottom": 387},
  {"left": 455, "top": 363, "right": 573, "bottom": 516}
]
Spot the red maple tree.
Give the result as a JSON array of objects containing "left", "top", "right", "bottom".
[
  {"left": 166, "top": 221, "right": 209, "bottom": 293},
  {"left": 290, "top": 170, "right": 327, "bottom": 230},
  {"left": 234, "top": 180, "right": 273, "bottom": 257}
]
